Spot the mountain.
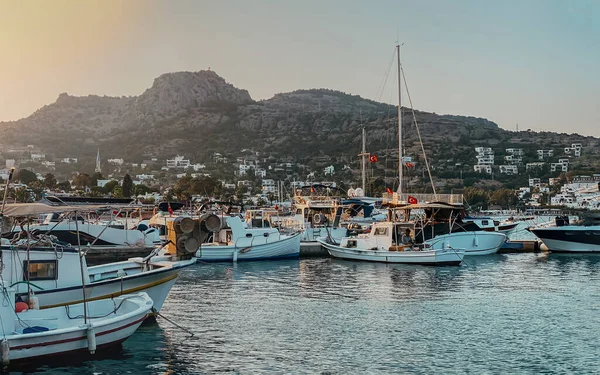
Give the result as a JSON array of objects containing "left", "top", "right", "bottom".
[{"left": 1, "top": 70, "right": 598, "bottom": 179}]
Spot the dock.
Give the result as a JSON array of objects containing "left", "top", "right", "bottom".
[
  {"left": 300, "top": 242, "right": 328, "bottom": 257},
  {"left": 499, "top": 240, "right": 547, "bottom": 253}
]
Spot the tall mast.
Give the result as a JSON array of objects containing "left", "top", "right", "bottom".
[
  {"left": 361, "top": 127, "right": 366, "bottom": 193},
  {"left": 396, "top": 44, "right": 403, "bottom": 196}
]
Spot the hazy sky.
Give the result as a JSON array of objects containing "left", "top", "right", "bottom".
[{"left": 1, "top": 0, "right": 599, "bottom": 136}]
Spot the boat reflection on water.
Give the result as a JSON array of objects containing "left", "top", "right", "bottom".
[{"left": 538, "top": 252, "right": 600, "bottom": 270}]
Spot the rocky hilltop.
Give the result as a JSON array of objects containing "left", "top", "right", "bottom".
[{"left": 0, "top": 70, "right": 597, "bottom": 174}]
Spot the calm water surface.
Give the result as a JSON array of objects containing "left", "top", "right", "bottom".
[{"left": 13, "top": 253, "right": 600, "bottom": 374}]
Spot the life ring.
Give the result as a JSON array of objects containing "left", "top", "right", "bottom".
[{"left": 313, "top": 214, "right": 322, "bottom": 224}]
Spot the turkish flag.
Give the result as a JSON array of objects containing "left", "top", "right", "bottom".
[
  {"left": 167, "top": 203, "right": 174, "bottom": 216},
  {"left": 386, "top": 187, "right": 393, "bottom": 194},
  {"left": 407, "top": 196, "right": 418, "bottom": 204},
  {"left": 369, "top": 155, "right": 378, "bottom": 162}
]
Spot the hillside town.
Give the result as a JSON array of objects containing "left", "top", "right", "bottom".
[{"left": 1, "top": 141, "right": 598, "bottom": 210}]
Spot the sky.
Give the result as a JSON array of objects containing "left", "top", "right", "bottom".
[{"left": 1, "top": 0, "right": 599, "bottom": 136}]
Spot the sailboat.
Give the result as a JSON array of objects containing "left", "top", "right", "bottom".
[{"left": 318, "top": 45, "right": 465, "bottom": 266}]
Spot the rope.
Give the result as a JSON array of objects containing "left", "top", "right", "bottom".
[
  {"left": 152, "top": 307, "right": 195, "bottom": 337},
  {"left": 374, "top": 48, "right": 398, "bottom": 103},
  {"left": 400, "top": 65, "right": 437, "bottom": 197}
]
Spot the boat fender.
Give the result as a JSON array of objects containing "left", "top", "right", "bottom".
[
  {"left": 1, "top": 339, "right": 9, "bottom": 366},
  {"left": 473, "top": 236, "right": 479, "bottom": 247},
  {"left": 29, "top": 295, "right": 39, "bottom": 310},
  {"left": 313, "top": 214, "right": 322, "bottom": 225},
  {"left": 15, "top": 301, "right": 28, "bottom": 313},
  {"left": 87, "top": 325, "right": 97, "bottom": 354}
]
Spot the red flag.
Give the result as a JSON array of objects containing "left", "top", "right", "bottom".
[
  {"left": 369, "top": 155, "right": 378, "bottom": 162},
  {"left": 112, "top": 210, "right": 123, "bottom": 218},
  {"left": 167, "top": 203, "right": 174, "bottom": 216},
  {"left": 310, "top": 186, "right": 316, "bottom": 193},
  {"left": 386, "top": 187, "right": 393, "bottom": 194},
  {"left": 407, "top": 196, "right": 418, "bottom": 204},
  {"left": 405, "top": 162, "right": 415, "bottom": 168}
]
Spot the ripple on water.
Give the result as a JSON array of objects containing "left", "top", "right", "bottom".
[{"left": 16, "top": 253, "right": 600, "bottom": 374}]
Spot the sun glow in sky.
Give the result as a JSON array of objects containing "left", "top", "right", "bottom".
[{"left": 1, "top": 0, "right": 599, "bottom": 136}]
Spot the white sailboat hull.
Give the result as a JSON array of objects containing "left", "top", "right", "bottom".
[
  {"left": 318, "top": 239, "right": 463, "bottom": 265},
  {"left": 424, "top": 231, "right": 506, "bottom": 256},
  {"left": 196, "top": 232, "right": 301, "bottom": 262}
]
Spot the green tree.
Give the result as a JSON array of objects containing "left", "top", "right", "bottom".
[
  {"left": 102, "top": 180, "right": 119, "bottom": 194},
  {"left": 44, "top": 173, "right": 57, "bottom": 189},
  {"left": 134, "top": 184, "right": 152, "bottom": 196},
  {"left": 56, "top": 181, "right": 72, "bottom": 192},
  {"left": 122, "top": 174, "right": 134, "bottom": 198},
  {"left": 15, "top": 169, "right": 37, "bottom": 185},
  {"left": 72, "top": 173, "right": 91, "bottom": 189},
  {"left": 112, "top": 185, "right": 124, "bottom": 198},
  {"left": 90, "top": 172, "right": 104, "bottom": 188}
]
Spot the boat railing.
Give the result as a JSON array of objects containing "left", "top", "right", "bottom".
[
  {"left": 382, "top": 193, "right": 464, "bottom": 205},
  {"left": 234, "top": 231, "right": 281, "bottom": 249}
]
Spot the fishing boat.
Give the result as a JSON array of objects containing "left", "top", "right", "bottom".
[
  {"left": 0, "top": 202, "right": 197, "bottom": 313},
  {"left": 197, "top": 210, "right": 302, "bottom": 262},
  {"left": 0, "top": 284, "right": 152, "bottom": 367},
  {"left": 318, "top": 219, "right": 464, "bottom": 265},
  {"left": 317, "top": 45, "right": 464, "bottom": 266},
  {"left": 389, "top": 202, "right": 507, "bottom": 256}
]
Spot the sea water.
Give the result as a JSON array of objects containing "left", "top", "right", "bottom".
[{"left": 16, "top": 253, "right": 600, "bottom": 374}]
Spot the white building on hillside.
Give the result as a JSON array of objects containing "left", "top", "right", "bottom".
[
  {"left": 499, "top": 165, "right": 518, "bottom": 175},
  {"left": 537, "top": 149, "right": 554, "bottom": 160},
  {"left": 108, "top": 158, "right": 124, "bottom": 166},
  {"left": 166, "top": 155, "right": 190, "bottom": 169},
  {"left": 323, "top": 165, "right": 335, "bottom": 175},
  {"left": 474, "top": 165, "right": 492, "bottom": 174}
]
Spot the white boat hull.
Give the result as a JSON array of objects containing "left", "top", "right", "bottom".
[
  {"left": 3, "top": 293, "right": 152, "bottom": 365},
  {"left": 196, "top": 232, "right": 301, "bottom": 262},
  {"left": 318, "top": 239, "right": 463, "bottom": 265},
  {"left": 424, "top": 231, "right": 506, "bottom": 256},
  {"left": 21, "top": 262, "right": 188, "bottom": 312}
]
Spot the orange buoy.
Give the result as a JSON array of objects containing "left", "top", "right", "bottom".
[{"left": 15, "top": 302, "right": 29, "bottom": 313}]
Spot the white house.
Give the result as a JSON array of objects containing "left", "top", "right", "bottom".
[
  {"left": 166, "top": 155, "right": 190, "bottom": 169},
  {"left": 135, "top": 174, "right": 154, "bottom": 181},
  {"left": 255, "top": 168, "right": 267, "bottom": 178},
  {"left": 31, "top": 153, "right": 45, "bottom": 161},
  {"left": 262, "top": 179, "right": 276, "bottom": 193},
  {"left": 529, "top": 178, "right": 541, "bottom": 188},
  {"left": 323, "top": 165, "right": 335, "bottom": 175},
  {"left": 60, "top": 158, "right": 78, "bottom": 164},
  {"left": 551, "top": 162, "right": 568, "bottom": 173},
  {"left": 537, "top": 149, "right": 554, "bottom": 160},
  {"left": 474, "top": 165, "right": 492, "bottom": 174},
  {"left": 192, "top": 163, "right": 206, "bottom": 171},
  {"left": 5, "top": 159, "right": 15, "bottom": 169},
  {"left": 108, "top": 158, "right": 124, "bottom": 166},
  {"left": 526, "top": 162, "right": 545, "bottom": 170},
  {"left": 499, "top": 165, "right": 518, "bottom": 175}
]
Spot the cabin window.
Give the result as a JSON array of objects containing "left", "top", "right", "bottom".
[
  {"left": 23, "top": 260, "right": 58, "bottom": 281},
  {"left": 374, "top": 227, "right": 388, "bottom": 236},
  {"left": 346, "top": 240, "right": 357, "bottom": 248},
  {"left": 481, "top": 220, "right": 489, "bottom": 226}
]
